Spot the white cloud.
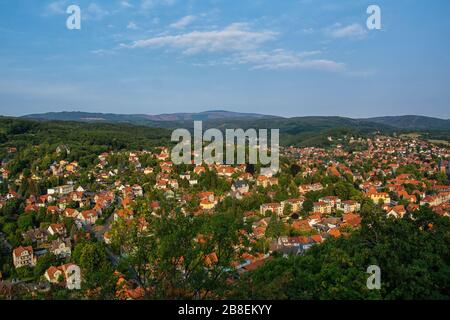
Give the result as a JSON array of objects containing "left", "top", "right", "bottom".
[
  {"left": 327, "top": 23, "right": 367, "bottom": 39},
  {"left": 120, "top": 1, "right": 133, "bottom": 8},
  {"left": 170, "top": 15, "right": 197, "bottom": 29},
  {"left": 223, "top": 49, "right": 344, "bottom": 72},
  {"left": 141, "top": 0, "right": 176, "bottom": 10},
  {"left": 46, "top": 1, "right": 69, "bottom": 15},
  {"left": 127, "top": 21, "right": 139, "bottom": 29},
  {"left": 302, "top": 28, "right": 315, "bottom": 34},
  {"left": 122, "top": 23, "right": 277, "bottom": 54},
  {"left": 85, "top": 3, "right": 110, "bottom": 21}
]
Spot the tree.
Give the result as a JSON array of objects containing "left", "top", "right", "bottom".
[
  {"left": 109, "top": 204, "right": 245, "bottom": 299},
  {"left": 34, "top": 253, "right": 58, "bottom": 279},
  {"left": 72, "top": 241, "right": 115, "bottom": 298},
  {"left": 265, "top": 214, "right": 286, "bottom": 239},
  {"left": 17, "top": 214, "right": 34, "bottom": 232},
  {"left": 283, "top": 203, "right": 293, "bottom": 216},
  {"left": 302, "top": 199, "right": 313, "bottom": 213},
  {"left": 232, "top": 206, "right": 450, "bottom": 300}
]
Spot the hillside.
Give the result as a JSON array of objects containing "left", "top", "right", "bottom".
[
  {"left": 0, "top": 117, "right": 171, "bottom": 160},
  {"left": 22, "top": 110, "right": 276, "bottom": 124},
  {"left": 19, "top": 112, "right": 394, "bottom": 147},
  {"left": 23, "top": 111, "right": 450, "bottom": 131},
  {"left": 365, "top": 115, "right": 450, "bottom": 130},
  {"left": 14, "top": 111, "right": 450, "bottom": 147}
]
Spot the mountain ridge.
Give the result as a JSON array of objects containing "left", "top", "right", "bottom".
[
  {"left": 21, "top": 111, "right": 450, "bottom": 131},
  {"left": 22, "top": 110, "right": 279, "bottom": 122}
]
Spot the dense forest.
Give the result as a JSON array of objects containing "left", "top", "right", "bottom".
[{"left": 0, "top": 117, "right": 171, "bottom": 175}]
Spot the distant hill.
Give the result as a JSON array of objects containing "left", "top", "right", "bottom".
[
  {"left": 23, "top": 111, "right": 450, "bottom": 131},
  {"left": 23, "top": 110, "right": 276, "bottom": 124},
  {"left": 19, "top": 111, "right": 450, "bottom": 147},
  {"left": 144, "top": 110, "right": 276, "bottom": 121},
  {"left": 365, "top": 115, "right": 450, "bottom": 131}
]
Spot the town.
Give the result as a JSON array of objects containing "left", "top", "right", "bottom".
[{"left": 0, "top": 126, "right": 448, "bottom": 299}]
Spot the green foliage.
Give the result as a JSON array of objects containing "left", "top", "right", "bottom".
[
  {"left": 232, "top": 206, "right": 450, "bottom": 300},
  {"left": 110, "top": 204, "right": 245, "bottom": 299},
  {"left": 72, "top": 241, "right": 115, "bottom": 298},
  {"left": 34, "top": 253, "right": 59, "bottom": 279},
  {"left": 17, "top": 213, "right": 35, "bottom": 232},
  {"left": 265, "top": 215, "right": 287, "bottom": 239},
  {"left": 302, "top": 199, "right": 314, "bottom": 213}
]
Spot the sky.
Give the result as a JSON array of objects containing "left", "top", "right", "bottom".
[{"left": 0, "top": 0, "right": 449, "bottom": 118}]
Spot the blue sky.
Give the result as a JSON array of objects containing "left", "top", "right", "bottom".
[{"left": 0, "top": 0, "right": 449, "bottom": 118}]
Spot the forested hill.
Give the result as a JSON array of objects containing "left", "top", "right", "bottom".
[
  {"left": 3, "top": 115, "right": 385, "bottom": 149},
  {"left": 22, "top": 110, "right": 275, "bottom": 123},
  {"left": 0, "top": 117, "right": 171, "bottom": 168},
  {"left": 365, "top": 115, "right": 450, "bottom": 130},
  {"left": 23, "top": 111, "right": 450, "bottom": 132}
]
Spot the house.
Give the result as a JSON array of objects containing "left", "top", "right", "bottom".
[
  {"left": 44, "top": 263, "right": 81, "bottom": 290},
  {"left": 22, "top": 228, "right": 48, "bottom": 245},
  {"left": 64, "top": 208, "right": 80, "bottom": 218},
  {"left": 155, "top": 152, "right": 170, "bottom": 161},
  {"left": 77, "top": 210, "right": 98, "bottom": 225},
  {"left": 132, "top": 185, "right": 143, "bottom": 197},
  {"left": 366, "top": 188, "right": 391, "bottom": 205},
  {"left": 342, "top": 213, "right": 362, "bottom": 228},
  {"left": 115, "top": 274, "right": 145, "bottom": 300},
  {"left": 231, "top": 181, "right": 250, "bottom": 194},
  {"left": 397, "top": 190, "right": 417, "bottom": 203},
  {"left": 338, "top": 200, "right": 361, "bottom": 213},
  {"left": 270, "top": 236, "right": 318, "bottom": 256},
  {"left": 319, "top": 196, "right": 341, "bottom": 208},
  {"left": 200, "top": 199, "right": 215, "bottom": 210},
  {"left": 313, "top": 201, "right": 333, "bottom": 214},
  {"left": 251, "top": 218, "right": 270, "bottom": 239},
  {"left": 143, "top": 167, "right": 154, "bottom": 175},
  {"left": 328, "top": 228, "right": 342, "bottom": 238},
  {"left": 24, "top": 204, "right": 39, "bottom": 213},
  {"left": 50, "top": 238, "right": 72, "bottom": 258},
  {"left": 164, "top": 189, "right": 175, "bottom": 199},
  {"left": 155, "top": 180, "right": 167, "bottom": 190},
  {"left": 270, "top": 237, "right": 304, "bottom": 256},
  {"left": 12, "top": 246, "right": 36, "bottom": 268},
  {"left": 217, "top": 165, "right": 235, "bottom": 177},
  {"left": 47, "top": 206, "right": 60, "bottom": 215},
  {"left": 1, "top": 168, "right": 9, "bottom": 179},
  {"left": 198, "top": 191, "right": 215, "bottom": 203},
  {"left": 169, "top": 179, "right": 179, "bottom": 189},
  {"left": 420, "top": 192, "right": 450, "bottom": 207},
  {"left": 114, "top": 208, "right": 134, "bottom": 221},
  {"left": 260, "top": 203, "right": 282, "bottom": 216},
  {"left": 387, "top": 205, "right": 407, "bottom": 218},
  {"left": 298, "top": 183, "right": 323, "bottom": 194},
  {"left": 6, "top": 190, "right": 19, "bottom": 200},
  {"left": 48, "top": 185, "right": 74, "bottom": 196},
  {"left": 292, "top": 219, "right": 312, "bottom": 232},
  {"left": 281, "top": 198, "right": 304, "bottom": 213},
  {"left": 193, "top": 166, "right": 206, "bottom": 175},
  {"left": 238, "top": 172, "right": 254, "bottom": 181},
  {"left": 47, "top": 223, "right": 67, "bottom": 237},
  {"left": 256, "top": 176, "right": 278, "bottom": 188},
  {"left": 104, "top": 232, "right": 112, "bottom": 245},
  {"left": 307, "top": 213, "right": 322, "bottom": 226}
]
